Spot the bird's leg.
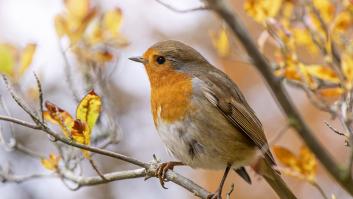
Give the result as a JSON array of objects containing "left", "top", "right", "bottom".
[
  {"left": 207, "top": 165, "right": 231, "bottom": 199},
  {"left": 156, "top": 161, "right": 184, "bottom": 189}
]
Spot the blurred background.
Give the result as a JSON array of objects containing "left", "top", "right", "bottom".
[{"left": 0, "top": 0, "right": 351, "bottom": 198}]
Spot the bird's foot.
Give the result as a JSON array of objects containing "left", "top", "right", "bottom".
[{"left": 155, "top": 161, "right": 183, "bottom": 189}]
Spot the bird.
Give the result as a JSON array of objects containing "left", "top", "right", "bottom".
[{"left": 129, "top": 40, "right": 296, "bottom": 199}]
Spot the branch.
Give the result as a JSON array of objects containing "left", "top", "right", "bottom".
[
  {"left": 0, "top": 115, "right": 41, "bottom": 130},
  {"left": 0, "top": 114, "right": 210, "bottom": 198},
  {"left": 203, "top": 0, "right": 353, "bottom": 195}
]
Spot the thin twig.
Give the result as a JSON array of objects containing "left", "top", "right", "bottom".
[
  {"left": 89, "top": 158, "right": 108, "bottom": 181},
  {"left": 15, "top": 143, "right": 45, "bottom": 159},
  {"left": 33, "top": 73, "right": 44, "bottom": 123},
  {"left": 226, "top": 184, "right": 235, "bottom": 199},
  {"left": 311, "top": 181, "right": 330, "bottom": 199},
  {"left": 324, "top": 122, "right": 345, "bottom": 136},
  {"left": 155, "top": 0, "right": 209, "bottom": 13},
  {"left": 2, "top": 75, "right": 41, "bottom": 124}
]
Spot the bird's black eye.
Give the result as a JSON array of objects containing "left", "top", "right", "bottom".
[{"left": 156, "top": 56, "right": 166, "bottom": 64}]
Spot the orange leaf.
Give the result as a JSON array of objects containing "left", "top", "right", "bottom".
[
  {"left": 298, "top": 146, "right": 317, "bottom": 182},
  {"left": 317, "top": 87, "right": 344, "bottom": 98},
  {"left": 273, "top": 146, "right": 299, "bottom": 171},
  {"left": 71, "top": 119, "right": 90, "bottom": 158},
  {"left": 41, "top": 153, "right": 60, "bottom": 171}
]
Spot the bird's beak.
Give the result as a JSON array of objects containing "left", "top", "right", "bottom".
[{"left": 129, "top": 56, "right": 144, "bottom": 63}]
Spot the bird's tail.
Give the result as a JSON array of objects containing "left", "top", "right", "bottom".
[{"left": 257, "top": 158, "right": 297, "bottom": 199}]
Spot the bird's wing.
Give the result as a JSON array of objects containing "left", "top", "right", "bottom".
[{"left": 194, "top": 69, "right": 276, "bottom": 165}]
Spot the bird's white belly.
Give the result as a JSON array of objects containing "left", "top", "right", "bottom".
[
  {"left": 156, "top": 113, "right": 257, "bottom": 170},
  {"left": 157, "top": 119, "right": 227, "bottom": 169}
]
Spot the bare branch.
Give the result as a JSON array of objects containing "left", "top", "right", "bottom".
[
  {"left": 59, "top": 167, "right": 146, "bottom": 186},
  {"left": 0, "top": 115, "right": 40, "bottom": 130}
]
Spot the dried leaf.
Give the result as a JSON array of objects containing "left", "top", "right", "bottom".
[
  {"left": 19, "top": 43, "right": 36, "bottom": 77},
  {"left": 71, "top": 119, "right": 90, "bottom": 158},
  {"left": 44, "top": 101, "right": 75, "bottom": 137},
  {"left": 211, "top": 27, "right": 230, "bottom": 57},
  {"left": 41, "top": 153, "right": 60, "bottom": 171}
]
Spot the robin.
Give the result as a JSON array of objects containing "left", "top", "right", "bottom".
[{"left": 129, "top": 40, "right": 296, "bottom": 199}]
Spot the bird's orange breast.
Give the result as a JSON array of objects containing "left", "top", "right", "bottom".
[{"left": 146, "top": 65, "right": 193, "bottom": 126}]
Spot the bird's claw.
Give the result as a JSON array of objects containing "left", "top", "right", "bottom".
[{"left": 155, "top": 162, "right": 175, "bottom": 189}]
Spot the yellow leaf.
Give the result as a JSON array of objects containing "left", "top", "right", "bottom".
[
  {"left": 103, "top": 8, "right": 122, "bottom": 36},
  {"left": 306, "top": 65, "right": 340, "bottom": 83},
  {"left": 299, "top": 63, "right": 316, "bottom": 88},
  {"left": 71, "top": 119, "right": 91, "bottom": 158},
  {"left": 342, "top": 52, "right": 353, "bottom": 89},
  {"left": 44, "top": 101, "right": 75, "bottom": 137},
  {"left": 274, "top": 145, "right": 317, "bottom": 182},
  {"left": 211, "top": 27, "right": 230, "bottom": 57},
  {"left": 298, "top": 146, "right": 317, "bottom": 182},
  {"left": 88, "top": 24, "right": 103, "bottom": 45},
  {"left": 312, "top": 0, "right": 335, "bottom": 23},
  {"left": 19, "top": 43, "right": 36, "bottom": 77},
  {"left": 273, "top": 146, "right": 299, "bottom": 171},
  {"left": 292, "top": 28, "right": 318, "bottom": 53},
  {"left": 41, "top": 153, "right": 60, "bottom": 171},
  {"left": 76, "top": 90, "right": 102, "bottom": 132},
  {"left": 54, "top": 15, "right": 68, "bottom": 37},
  {"left": 65, "top": 0, "right": 90, "bottom": 19},
  {"left": 244, "top": 0, "right": 282, "bottom": 23},
  {"left": 0, "top": 44, "right": 15, "bottom": 76},
  {"left": 333, "top": 11, "right": 353, "bottom": 32}
]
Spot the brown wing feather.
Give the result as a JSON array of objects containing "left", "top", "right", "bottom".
[{"left": 192, "top": 67, "right": 276, "bottom": 165}]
